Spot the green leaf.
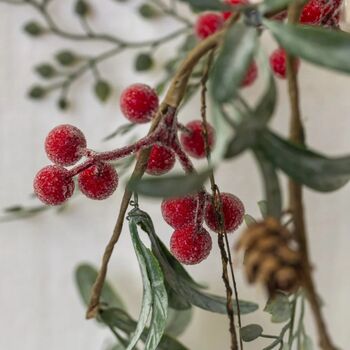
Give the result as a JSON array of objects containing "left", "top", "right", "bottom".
[
  {"left": 264, "top": 292, "right": 291, "bottom": 323},
  {"left": 129, "top": 208, "right": 259, "bottom": 315},
  {"left": 258, "top": 200, "right": 268, "bottom": 218},
  {"left": 28, "top": 85, "right": 46, "bottom": 99},
  {"left": 178, "top": 0, "right": 228, "bottom": 11},
  {"left": 244, "top": 214, "right": 257, "bottom": 226},
  {"left": 95, "top": 80, "right": 112, "bottom": 102},
  {"left": 55, "top": 50, "right": 77, "bottom": 66},
  {"left": 135, "top": 53, "right": 154, "bottom": 71},
  {"left": 165, "top": 307, "right": 193, "bottom": 337},
  {"left": 241, "top": 324, "right": 263, "bottom": 342},
  {"left": 259, "top": 130, "right": 350, "bottom": 192},
  {"left": 254, "top": 148, "right": 282, "bottom": 219},
  {"left": 57, "top": 98, "right": 69, "bottom": 110},
  {"left": 75, "top": 264, "right": 125, "bottom": 310},
  {"left": 103, "top": 123, "right": 136, "bottom": 141},
  {"left": 259, "top": 0, "right": 292, "bottom": 14},
  {"left": 23, "top": 21, "right": 44, "bottom": 36},
  {"left": 101, "top": 308, "right": 189, "bottom": 350},
  {"left": 35, "top": 63, "right": 56, "bottom": 79},
  {"left": 211, "top": 23, "right": 258, "bottom": 103},
  {"left": 128, "top": 221, "right": 154, "bottom": 350},
  {"left": 128, "top": 170, "right": 211, "bottom": 198},
  {"left": 75, "top": 0, "right": 90, "bottom": 16},
  {"left": 138, "top": 3, "right": 161, "bottom": 18},
  {"left": 264, "top": 20, "right": 350, "bottom": 74},
  {"left": 302, "top": 335, "right": 314, "bottom": 350}
]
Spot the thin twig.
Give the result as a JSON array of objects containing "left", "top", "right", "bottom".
[{"left": 286, "top": 2, "right": 337, "bottom": 349}]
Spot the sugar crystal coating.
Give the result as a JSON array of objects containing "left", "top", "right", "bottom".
[
  {"left": 45, "top": 124, "right": 87, "bottom": 166},
  {"left": 180, "top": 120, "right": 215, "bottom": 159},
  {"left": 269, "top": 48, "right": 300, "bottom": 79},
  {"left": 146, "top": 145, "right": 176, "bottom": 176},
  {"left": 120, "top": 83, "right": 159, "bottom": 123},
  {"left": 170, "top": 225, "right": 212, "bottom": 265},
  {"left": 205, "top": 192, "right": 245, "bottom": 233},
  {"left": 195, "top": 13, "right": 224, "bottom": 40},
  {"left": 78, "top": 162, "right": 118, "bottom": 200},
  {"left": 300, "top": 0, "right": 323, "bottom": 24},
  {"left": 34, "top": 165, "right": 75, "bottom": 205},
  {"left": 161, "top": 195, "right": 198, "bottom": 229}
]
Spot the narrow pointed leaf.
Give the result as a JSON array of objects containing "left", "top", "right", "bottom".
[{"left": 165, "top": 307, "right": 193, "bottom": 337}]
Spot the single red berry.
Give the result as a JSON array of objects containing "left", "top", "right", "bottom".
[
  {"left": 241, "top": 61, "right": 258, "bottom": 88},
  {"left": 120, "top": 83, "right": 159, "bottom": 123},
  {"left": 146, "top": 145, "right": 176, "bottom": 176},
  {"left": 205, "top": 192, "right": 244, "bottom": 233},
  {"left": 161, "top": 195, "right": 198, "bottom": 229},
  {"left": 170, "top": 225, "right": 212, "bottom": 265},
  {"left": 45, "top": 124, "right": 87, "bottom": 166},
  {"left": 34, "top": 165, "right": 74, "bottom": 205},
  {"left": 180, "top": 120, "right": 215, "bottom": 159},
  {"left": 320, "top": 0, "right": 342, "bottom": 27},
  {"left": 300, "top": 0, "right": 323, "bottom": 24},
  {"left": 269, "top": 48, "right": 300, "bottom": 79},
  {"left": 78, "top": 162, "right": 118, "bottom": 200},
  {"left": 195, "top": 13, "right": 224, "bottom": 40},
  {"left": 222, "top": 0, "right": 249, "bottom": 20}
]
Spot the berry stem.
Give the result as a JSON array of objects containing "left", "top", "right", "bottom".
[{"left": 286, "top": 2, "right": 336, "bottom": 349}]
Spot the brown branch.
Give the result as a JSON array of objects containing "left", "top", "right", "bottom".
[
  {"left": 286, "top": 2, "right": 337, "bottom": 349},
  {"left": 86, "top": 26, "right": 230, "bottom": 320}
]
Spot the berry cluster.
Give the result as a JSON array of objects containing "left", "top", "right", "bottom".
[{"left": 162, "top": 192, "right": 245, "bottom": 265}]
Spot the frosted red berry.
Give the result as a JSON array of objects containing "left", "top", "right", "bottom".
[
  {"left": 34, "top": 165, "right": 75, "bottom": 205},
  {"left": 269, "top": 48, "right": 300, "bottom": 79},
  {"left": 180, "top": 120, "right": 215, "bottom": 159},
  {"left": 78, "top": 162, "right": 118, "bottom": 200},
  {"left": 241, "top": 61, "right": 258, "bottom": 88},
  {"left": 170, "top": 225, "right": 212, "bottom": 265},
  {"left": 205, "top": 192, "right": 244, "bottom": 233},
  {"left": 222, "top": 0, "right": 249, "bottom": 20},
  {"left": 45, "top": 124, "right": 87, "bottom": 166},
  {"left": 300, "top": 0, "right": 323, "bottom": 24},
  {"left": 161, "top": 195, "right": 198, "bottom": 229},
  {"left": 146, "top": 145, "right": 176, "bottom": 176},
  {"left": 120, "top": 83, "right": 159, "bottom": 124},
  {"left": 195, "top": 13, "right": 224, "bottom": 40}
]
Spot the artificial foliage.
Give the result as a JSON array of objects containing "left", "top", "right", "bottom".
[{"left": 0, "top": 0, "right": 348, "bottom": 349}]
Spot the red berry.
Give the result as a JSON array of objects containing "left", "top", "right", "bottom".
[
  {"left": 45, "top": 124, "right": 86, "bottom": 166},
  {"left": 269, "top": 48, "right": 300, "bottom": 79},
  {"left": 241, "top": 61, "right": 258, "bottom": 88},
  {"left": 195, "top": 13, "right": 224, "bottom": 40},
  {"left": 161, "top": 195, "right": 198, "bottom": 229},
  {"left": 34, "top": 165, "right": 74, "bottom": 205},
  {"left": 170, "top": 225, "right": 212, "bottom": 265},
  {"left": 146, "top": 145, "right": 176, "bottom": 176},
  {"left": 78, "top": 162, "right": 118, "bottom": 200},
  {"left": 205, "top": 192, "right": 244, "bottom": 233},
  {"left": 180, "top": 120, "right": 215, "bottom": 159},
  {"left": 222, "top": 0, "right": 249, "bottom": 20},
  {"left": 300, "top": 0, "right": 323, "bottom": 24},
  {"left": 120, "top": 83, "right": 159, "bottom": 124},
  {"left": 320, "top": 0, "right": 342, "bottom": 26}
]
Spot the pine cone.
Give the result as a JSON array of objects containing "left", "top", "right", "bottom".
[{"left": 236, "top": 217, "right": 302, "bottom": 296}]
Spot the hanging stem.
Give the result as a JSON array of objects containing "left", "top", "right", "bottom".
[{"left": 286, "top": 2, "right": 336, "bottom": 349}]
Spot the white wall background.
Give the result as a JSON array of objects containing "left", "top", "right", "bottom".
[{"left": 1, "top": 1, "right": 350, "bottom": 349}]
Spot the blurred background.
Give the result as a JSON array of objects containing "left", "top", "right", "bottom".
[{"left": 1, "top": 0, "right": 350, "bottom": 349}]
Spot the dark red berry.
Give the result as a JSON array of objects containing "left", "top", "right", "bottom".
[
  {"left": 269, "top": 48, "right": 300, "bottom": 79},
  {"left": 205, "top": 192, "right": 244, "bottom": 233},
  {"left": 180, "top": 120, "right": 215, "bottom": 159},
  {"left": 34, "top": 165, "right": 74, "bottom": 205},
  {"left": 241, "top": 61, "right": 258, "bottom": 88},
  {"left": 146, "top": 145, "right": 176, "bottom": 176},
  {"left": 120, "top": 83, "right": 159, "bottom": 124},
  {"left": 78, "top": 162, "right": 118, "bottom": 200},
  {"left": 195, "top": 13, "right": 224, "bottom": 40},
  {"left": 300, "top": 0, "right": 323, "bottom": 24},
  {"left": 170, "top": 225, "right": 212, "bottom": 265},
  {"left": 222, "top": 0, "right": 249, "bottom": 20},
  {"left": 45, "top": 124, "right": 86, "bottom": 166},
  {"left": 161, "top": 195, "right": 198, "bottom": 229}
]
